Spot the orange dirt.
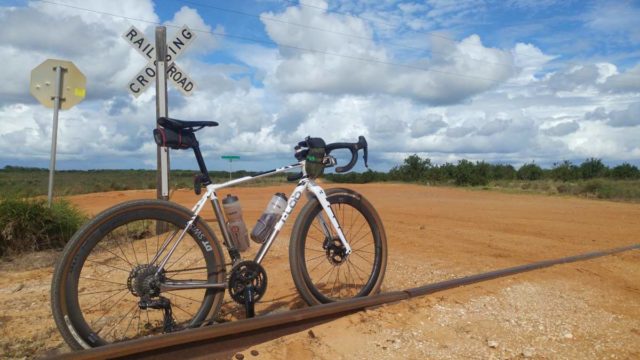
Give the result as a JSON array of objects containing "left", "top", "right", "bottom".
[{"left": 1, "top": 183, "right": 639, "bottom": 359}]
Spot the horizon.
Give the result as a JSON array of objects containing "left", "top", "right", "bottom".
[{"left": 1, "top": 1, "right": 639, "bottom": 172}]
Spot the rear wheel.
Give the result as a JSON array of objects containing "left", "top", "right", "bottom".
[
  {"left": 290, "top": 188, "right": 387, "bottom": 305},
  {"left": 51, "top": 200, "right": 226, "bottom": 349}
]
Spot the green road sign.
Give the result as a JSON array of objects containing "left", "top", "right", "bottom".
[{"left": 221, "top": 155, "right": 240, "bottom": 160}]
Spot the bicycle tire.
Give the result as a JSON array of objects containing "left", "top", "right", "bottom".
[
  {"left": 51, "top": 200, "right": 226, "bottom": 349},
  {"left": 289, "top": 188, "right": 387, "bottom": 305}
]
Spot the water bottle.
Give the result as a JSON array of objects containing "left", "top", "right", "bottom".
[
  {"left": 251, "top": 193, "right": 288, "bottom": 244},
  {"left": 222, "top": 194, "right": 250, "bottom": 252}
]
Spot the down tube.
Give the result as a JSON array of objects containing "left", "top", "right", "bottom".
[{"left": 254, "top": 180, "right": 309, "bottom": 264}]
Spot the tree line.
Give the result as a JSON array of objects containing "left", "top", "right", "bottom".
[{"left": 324, "top": 155, "right": 640, "bottom": 185}]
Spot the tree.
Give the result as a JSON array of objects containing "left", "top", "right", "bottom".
[
  {"left": 610, "top": 163, "right": 640, "bottom": 179},
  {"left": 492, "top": 164, "right": 517, "bottom": 180},
  {"left": 551, "top": 160, "right": 580, "bottom": 181},
  {"left": 579, "top": 158, "right": 607, "bottom": 179},
  {"left": 396, "top": 154, "right": 432, "bottom": 181},
  {"left": 517, "top": 162, "right": 543, "bottom": 180}
]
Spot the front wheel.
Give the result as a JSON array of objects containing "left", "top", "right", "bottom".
[
  {"left": 290, "top": 188, "right": 387, "bottom": 305},
  {"left": 51, "top": 200, "right": 226, "bottom": 349}
]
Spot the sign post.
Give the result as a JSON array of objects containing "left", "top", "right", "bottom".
[
  {"left": 30, "top": 59, "right": 86, "bottom": 206},
  {"left": 221, "top": 155, "right": 240, "bottom": 180},
  {"left": 155, "top": 26, "right": 170, "bottom": 201}
]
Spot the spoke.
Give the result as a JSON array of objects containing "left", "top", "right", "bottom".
[
  {"left": 122, "top": 306, "right": 138, "bottom": 341},
  {"left": 88, "top": 290, "right": 130, "bottom": 327},
  {"left": 350, "top": 229, "right": 373, "bottom": 248},
  {"left": 304, "top": 247, "right": 325, "bottom": 253},
  {"left": 305, "top": 253, "right": 327, "bottom": 263},
  {"left": 347, "top": 219, "right": 368, "bottom": 247},
  {"left": 346, "top": 258, "right": 369, "bottom": 283},
  {"left": 308, "top": 254, "right": 329, "bottom": 274},
  {"left": 346, "top": 205, "right": 355, "bottom": 238},
  {"left": 143, "top": 220, "right": 150, "bottom": 264},
  {"left": 126, "top": 223, "right": 141, "bottom": 266},
  {"left": 352, "top": 250, "right": 374, "bottom": 265},
  {"left": 330, "top": 266, "right": 341, "bottom": 299},
  {"left": 84, "top": 288, "right": 128, "bottom": 311},
  {"left": 165, "top": 291, "right": 202, "bottom": 303},
  {"left": 109, "top": 230, "right": 134, "bottom": 267},
  {"left": 166, "top": 243, "right": 198, "bottom": 271},
  {"left": 347, "top": 259, "right": 365, "bottom": 287},
  {"left": 79, "top": 287, "right": 127, "bottom": 296},
  {"left": 85, "top": 259, "right": 130, "bottom": 273},
  {"left": 168, "top": 296, "right": 195, "bottom": 318},
  {"left": 311, "top": 222, "right": 328, "bottom": 243},
  {"left": 96, "top": 242, "right": 132, "bottom": 267},
  {"left": 103, "top": 303, "right": 138, "bottom": 341},
  {"left": 316, "top": 264, "right": 335, "bottom": 284},
  {"left": 81, "top": 276, "right": 126, "bottom": 287}
]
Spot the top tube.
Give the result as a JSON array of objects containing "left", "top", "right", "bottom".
[{"left": 207, "top": 162, "right": 303, "bottom": 192}]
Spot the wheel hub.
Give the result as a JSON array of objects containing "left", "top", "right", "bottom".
[
  {"left": 324, "top": 237, "right": 347, "bottom": 265},
  {"left": 127, "top": 264, "right": 163, "bottom": 297}
]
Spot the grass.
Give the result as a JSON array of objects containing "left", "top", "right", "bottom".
[
  {"left": 0, "top": 198, "right": 87, "bottom": 256},
  {"left": 0, "top": 167, "right": 288, "bottom": 198},
  {"left": 485, "top": 179, "right": 640, "bottom": 202}
]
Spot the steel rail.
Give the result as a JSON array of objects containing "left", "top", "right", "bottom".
[{"left": 49, "top": 243, "right": 639, "bottom": 360}]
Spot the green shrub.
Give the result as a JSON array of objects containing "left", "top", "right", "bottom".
[
  {"left": 579, "top": 158, "right": 607, "bottom": 179},
  {"left": 0, "top": 198, "right": 87, "bottom": 256},
  {"left": 551, "top": 160, "right": 580, "bottom": 181},
  {"left": 610, "top": 163, "right": 640, "bottom": 179},
  {"left": 517, "top": 163, "right": 543, "bottom": 180}
]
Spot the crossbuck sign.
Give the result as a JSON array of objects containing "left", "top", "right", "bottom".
[{"left": 122, "top": 25, "right": 196, "bottom": 97}]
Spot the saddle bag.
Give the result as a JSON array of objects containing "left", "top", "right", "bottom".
[{"left": 153, "top": 127, "right": 197, "bottom": 150}]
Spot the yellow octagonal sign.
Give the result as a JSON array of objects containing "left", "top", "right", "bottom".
[{"left": 30, "top": 59, "right": 86, "bottom": 110}]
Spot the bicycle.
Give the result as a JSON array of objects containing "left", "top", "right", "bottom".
[{"left": 51, "top": 117, "right": 387, "bottom": 349}]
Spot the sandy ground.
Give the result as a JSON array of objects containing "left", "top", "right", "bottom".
[{"left": 0, "top": 183, "right": 639, "bottom": 359}]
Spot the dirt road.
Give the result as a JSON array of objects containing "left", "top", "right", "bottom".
[{"left": 1, "top": 183, "right": 638, "bottom": 359}]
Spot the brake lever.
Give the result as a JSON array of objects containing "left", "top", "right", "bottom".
[{"left": 358, "top": 136, "right": 368, "bottom": 168}]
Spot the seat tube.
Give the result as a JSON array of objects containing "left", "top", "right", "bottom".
[{"left": 209, "top": 191, "right": 241, "bottom": 262}]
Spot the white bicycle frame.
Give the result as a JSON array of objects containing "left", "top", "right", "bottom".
[{"left": 149, "top": 160, "right": 352, "bottom": 290}]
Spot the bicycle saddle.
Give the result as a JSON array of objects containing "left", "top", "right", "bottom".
[{"left": 158, "top": 117, "right": 219, "bottom": 131}]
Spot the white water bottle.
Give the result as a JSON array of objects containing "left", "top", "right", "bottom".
[
  {"left": 251, "top": 193, "right": 288, "bottom": 244},
  {"left": 222, "top": 194, "right": 250, "bottom": 252}
]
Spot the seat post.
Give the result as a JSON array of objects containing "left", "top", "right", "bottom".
[{"left": 192, "top": 142, "right": 212, "bottom": 184}]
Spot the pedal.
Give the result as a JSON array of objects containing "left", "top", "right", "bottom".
[{"left": 139, "top": 296, "right": 175, "bottom": 333}]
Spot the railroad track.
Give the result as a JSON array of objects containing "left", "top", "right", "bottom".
[{"left": 50, "top": 243, "right": 639, "bottom": 360}]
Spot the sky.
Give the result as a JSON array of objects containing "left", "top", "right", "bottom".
[{"left": 0, "top": 0, "right": 639, "bottom": 172}]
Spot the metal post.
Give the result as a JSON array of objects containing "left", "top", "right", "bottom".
[
  {"left": 229, "top": 159, "right": 232, "bottom": 181},
  {"left": 155, "top": 26, "right": 170, "bottom": 201},
  {"left": 47, "top": 66, "right": 64, "bottom": 207}
]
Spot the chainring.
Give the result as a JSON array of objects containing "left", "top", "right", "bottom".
[{"left": 228, "top": 260, "right": 268, "bottom": 304}]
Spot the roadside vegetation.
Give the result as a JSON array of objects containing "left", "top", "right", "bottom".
[
  {"left": 325, "top": 155, "right": 640, "bottom": 202},
  {"left": 0, "top": 198, "right": 86, "bottom": 256},
  {"left": 0, "top": 166, "right": 287, "bottom": 198}
]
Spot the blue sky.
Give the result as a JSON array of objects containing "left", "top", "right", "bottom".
[{"left": 0, "top": 0, "right": 639, "bottom": 172}]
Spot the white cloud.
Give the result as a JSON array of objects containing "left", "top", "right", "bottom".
[
  {"left": 600, "top": 64, "right": 640, "bottom": 93},
  {"left": 542, "top": 120, "right": 580, "bottom": 136},
  {"left": 608, "top": 102, "right": 640, "bottom": 127},
  {"left": 261, "top": 3, "right": 515, "bottom": 104},
  {"left": 410, "top": 114, "right": 447, "bottom": 137}
]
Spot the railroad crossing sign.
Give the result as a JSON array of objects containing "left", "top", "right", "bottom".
[
  {"left": 30, "top": 59, "right": 86, "bottom": 110},
  {"left": 122, "top": 25, "right": 196, "bottom": 97}
]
